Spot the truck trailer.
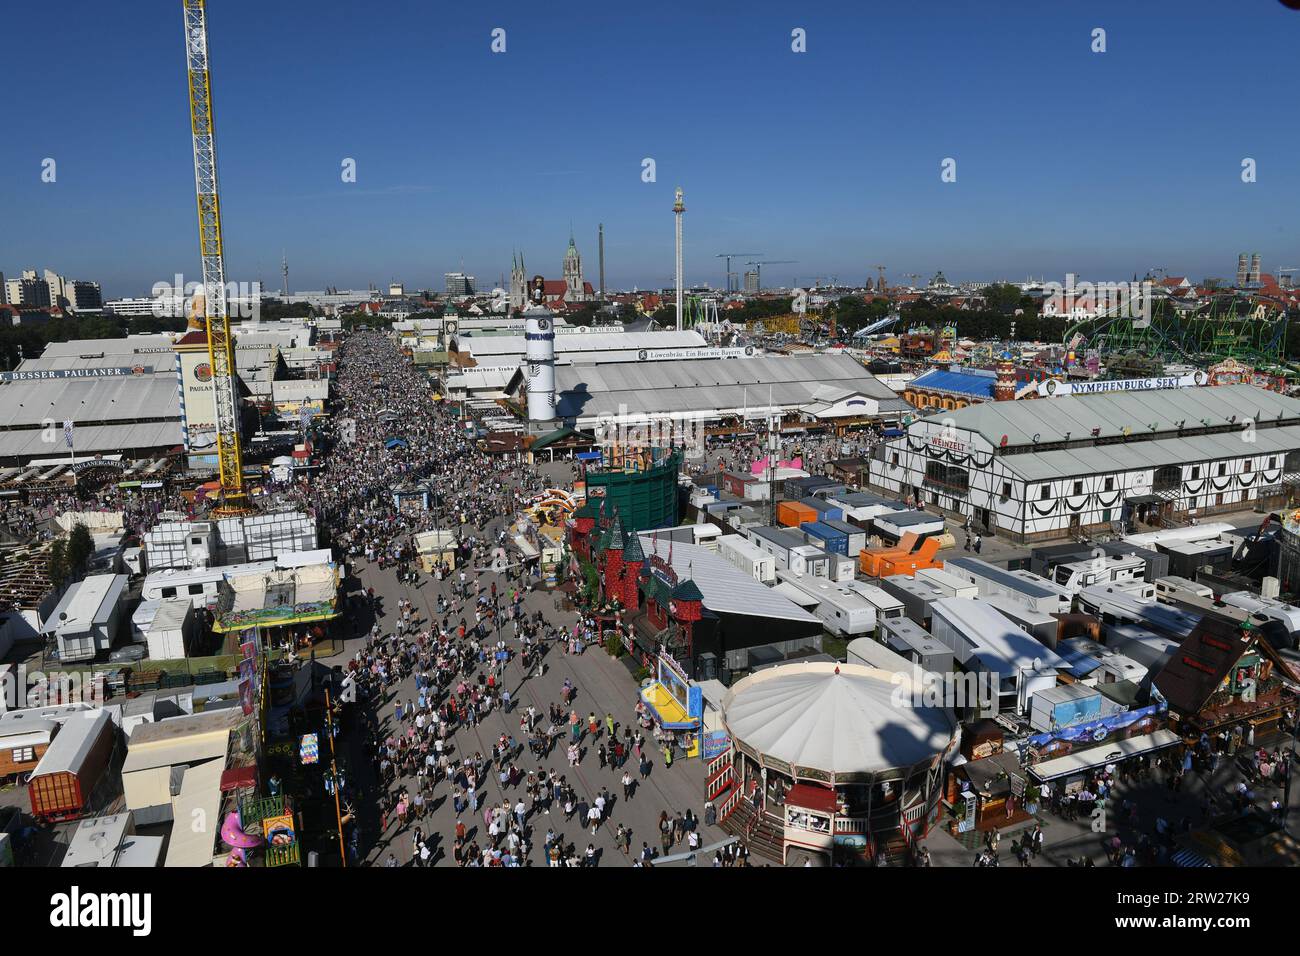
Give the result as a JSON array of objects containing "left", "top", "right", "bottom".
[{"left": 26, "top": 708, "right": 115, "bottom": 822}]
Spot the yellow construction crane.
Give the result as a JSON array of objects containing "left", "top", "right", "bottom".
[{"left": 181, "top": 0, "right": 251, "bottom": 515}]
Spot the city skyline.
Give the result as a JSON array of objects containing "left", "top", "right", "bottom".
[{"left": 1, "top": 0, "right": 1297, "bottom": 296}]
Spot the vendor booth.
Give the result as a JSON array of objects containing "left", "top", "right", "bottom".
[{"left": 638, "top": 651, "right": 702, "bottom": 758}]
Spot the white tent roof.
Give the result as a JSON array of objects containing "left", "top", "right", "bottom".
[
  {"left": 635, "top": 535, "right": 818, "bottom": 624},
  {"left": 722, "top": 661, "right": 955, "bottom": 775}
]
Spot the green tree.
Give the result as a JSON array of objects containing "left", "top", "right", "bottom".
[
  {"left": 982, "top": 283, "right": 1023, "bottom": 315},
  {"left": 47, "top": 539, "right": 69, "bottom": 587},
  {"left": 66, "top": 523, "right": 94, "bottom": 578}
]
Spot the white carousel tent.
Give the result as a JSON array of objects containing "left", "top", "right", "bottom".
[{"left": 722, "top": 661, "right": 955, "bottom": 776}]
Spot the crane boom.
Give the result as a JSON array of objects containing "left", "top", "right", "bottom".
[{"left": 182, "top": 0, "right": 249, "bottom": 515}]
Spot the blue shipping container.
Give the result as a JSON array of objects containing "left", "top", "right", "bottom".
[
  {"left": 801, "top": 521, "right": 849, "bottom": 555},
  {"left": 804, "top": 499, "right": 845, "bottom": 523}
]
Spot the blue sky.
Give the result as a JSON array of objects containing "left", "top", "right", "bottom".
[{"left": 2, "top": 0, "right": 1297, "bottom": 297}]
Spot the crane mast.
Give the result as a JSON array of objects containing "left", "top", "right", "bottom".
[{"left": 182, "top": 0, "right": 250, "bottom": 515}]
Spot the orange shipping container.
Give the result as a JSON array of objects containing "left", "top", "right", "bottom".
[
  {"left": 877, "top": 538, "right": 944, "bottom": 577},
  {"left": 776, "top": 500, "right": 818, "bottom": 528},
  {"left": 858, "top": 531, "right": 919, "bottom": 576}
]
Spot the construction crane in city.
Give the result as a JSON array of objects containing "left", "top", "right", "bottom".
[
  {"left": 715, "top": 253, "right": 762, "bottom": 293},
  {"left": 181, "top": 0, "right": 251, "bottom": 515},
  {"left": 745, "top": 260, "right": 797, "bottom": 292}
]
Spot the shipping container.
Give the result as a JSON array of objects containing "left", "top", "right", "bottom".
[
  {"left": 859, "top": 532, "right": 919, "bottom": 576},
  {"left": 144, "top": 599, "right": 196, "bottom": 661},
  {"left": 823, "top": 550, "right": 857, "bottom": 583},
  {"left": 877, "top": 537, "right": 944, "bottom": 577},
  {"left": 1028, "top": 542, "right": 1092, "bottom": 580},
  {"left": 800, "top": 521, "right": 849, "bottom": 556},
  {"left": 776, "top": 500, "right": 818, "bottom": 528},
  {"left": 802, "top": 498, "right": 845, "bottom": 523},
  {"left": 27, "top": 709, "right": 115, "bottom": 822},
  {"left": 784, "top": 476, "right": 842, "bottom": 500},
  {"left": 789, "top": 545, "right": 831, "bottom": 578},
  {"left": 827, "top": 492, "right": 909, "bottom": 527},
  {"left": 820, "top": 519, "right": 866, "bottom": 555}
]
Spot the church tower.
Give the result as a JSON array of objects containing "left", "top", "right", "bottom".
[
  {"left": 509, "top": 251, "right": 526, "bottom": 312},
  {"left": 563, "top": 233, "right": 586, "bottom": 302}
]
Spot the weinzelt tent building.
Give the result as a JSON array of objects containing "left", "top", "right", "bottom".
[{"left": 867, "top": 382, "right": 1300, "bottom": 543}]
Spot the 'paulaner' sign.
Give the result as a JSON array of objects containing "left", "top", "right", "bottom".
[{"left": 1, "top": 366, "right": 152, "bottom": 381}]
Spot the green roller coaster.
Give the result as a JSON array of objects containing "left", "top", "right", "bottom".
[{"left": 1064, "top": 293, "right": 1293, "bottom": 373}]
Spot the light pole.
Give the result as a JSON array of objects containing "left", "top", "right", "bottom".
[{"left": 1283, "top": 709, "right": 1298, "bottom": 834}]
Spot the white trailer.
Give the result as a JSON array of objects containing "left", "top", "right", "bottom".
[
  {"left": 879, "top": 574, "right": 947, "bottom": 627},
  {"left": 41, "top": 574, "right": 129, "bottom": 664},
  {"left": 944, "top": 557, "right": 1070, "bottom": 615},
  {"left": 846, "top": 636, "right": 914, "bottom": 674},
  {"left": 927, "top": 597, "right": 1066, "bottom": 714},
  {"left": 1219, "top": 591, "right": 1300, "bottom": 633},
  {"left": 984, "top": 595, "right": 1060, "bottom": 649},
  {"left": 842, "top": 580, "right": 906, "bottom": 627},
  {"left": 143, "top": 566, "right": 244, "bottom": 610},
  {"left": 1103, "top": 624, "right": 1180, "bottom": 675},
  {"left": 789, "top": 544, "right": 832, "bottom": 578},
  {"left": 690, "top": 524, "right": 723, "bottom": 552},
  {"left": 746, "top": 526, "right": 806, "bottom": 574},
  {"left": 1121, "top": 523, "right": 1234, "bottom": 549},
  {"left": 717, "top": 535, "right": 777, "bottom": 584},
  {"left": 914, "top": 567, "right": 978, "bottom": 599},
  {"left": 144, "top": 599, "right": 195, "bottom": 661},
  {"left": 1078, "top": 584, "right": 1200, "bottom": 639},
  {"left": 1049, "top": 554, "right": 1146, "bottom": 593},
  {"left": 774, "top": 571, "right": 877, "bottom": 638},
  {"left": 1153, "top": 575, "right": 1213, "bottom": 604}
]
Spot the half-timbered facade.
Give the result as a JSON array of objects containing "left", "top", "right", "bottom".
[{"left": 868, "top": 383, "right": 1300, "bottom": 542}]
